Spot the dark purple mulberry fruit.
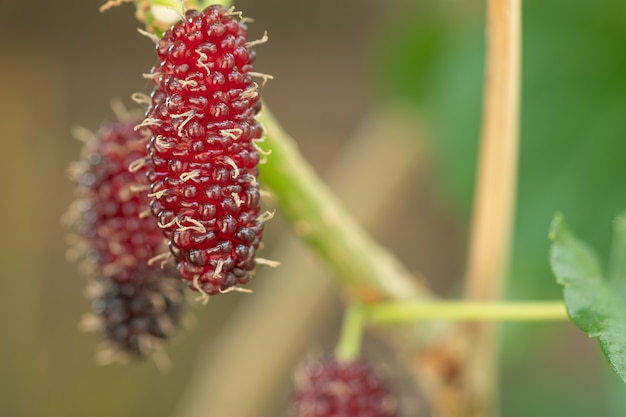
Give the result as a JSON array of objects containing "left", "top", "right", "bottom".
[
  {"left": 291, "top": 357, "right": 397, "bottom": 417},
  {"left": 142, "top": 5, "right": 269, "bottom": 298},
  {"left": 86, "top": 267, "right": 184, "bottom": 360}
]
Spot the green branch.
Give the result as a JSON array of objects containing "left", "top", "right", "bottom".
[
  {"left": 257, "top": 108, "right": 431, "bottom": 303},
  {"left": 368, "top": 301, "right": 567, "bottom": 324},
  {"left": 335, "top": 304, "right": 367, "bottom": 361}
]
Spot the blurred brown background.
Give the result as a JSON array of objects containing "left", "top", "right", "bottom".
[{"left": 1, "top": 0, "right": 625, "bottom": 416}]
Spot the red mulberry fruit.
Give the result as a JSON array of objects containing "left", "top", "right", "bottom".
[
  {"left": 69, "top": 120, "right": 166, "bottom": 280},
  {"left": 291, "top": 357, "right": 397, "bottom": 417},
  {"left": 68, "top": 118, "right": 185, "bottom": 359},
  {"left": 141, "top": 5, "right": 268, "bottom": 298}
]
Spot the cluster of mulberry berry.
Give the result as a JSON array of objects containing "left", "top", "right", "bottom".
[
  {"left": 291, "top": 357, "right": 397, "bottom": 417},
  {"left": 67, "top": 7, "right": 403, "bottom": 416},
  {"left": 141, "top": 5, "right": 267, "bottom": 298},
  {"left": 68, "top": 119, "right": 184, "bottom": 359}
]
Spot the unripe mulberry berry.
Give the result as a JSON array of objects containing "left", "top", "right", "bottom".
[
  {"left": 68, "top": 118, "right": 185, "bottom": 359},
  {"left": 291, "top": 357, "right": 397, "bottom": 417},
  {"left": 141, "top": 5, "right": 268, "bottom": 297}
]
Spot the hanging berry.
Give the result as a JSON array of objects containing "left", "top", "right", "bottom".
[
  {"left": 140, "top": 5, "right": 271, "bottom": 300},
  {"left": 291, "top": 357, "right": 398, "bottom": 417},
  {"left": 67, "top": 118, "right": 185, "bottom": 360}
]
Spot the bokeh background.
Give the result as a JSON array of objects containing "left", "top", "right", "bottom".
[{"left": 1, "top": 0, "right": 625, "bottom": 416}]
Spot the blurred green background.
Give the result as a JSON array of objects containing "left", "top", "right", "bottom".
[{"left": 0, "top": 0, "right": 625, "bottom": 416}]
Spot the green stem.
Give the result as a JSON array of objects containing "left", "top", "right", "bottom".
[
  {"left": 368, "top": 301, "right": 567, "bottom": 324},
  {"left": 335, "top": 304, "right": 367, "bottom": 362},
  {"left": 257, "top": 107, "right": 431, "bottom": 303},
  {"left": 189, "top": 0, "right": 231, "bottom": 9},
  {"left": 146, "top": 0, "right": 231, "bottom": 11}
]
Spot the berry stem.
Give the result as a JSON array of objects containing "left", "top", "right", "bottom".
[
  {"left": 143, "top": 0, "right": 231, "bottom": 12},
  {"left": 462, "top": 0, "right": 521, "bottom": 415},
  {"left": 368, "top": 301, "right": 567, "bottom": 324},
  {"left": 257, "top": 107, "right": 432, "bottom": 303},
  {"left": 133, "top": 0, "right": 233, "bottom": 34},
  {"left": 335, "top": 303, "right": 367, "bottom": 362}
]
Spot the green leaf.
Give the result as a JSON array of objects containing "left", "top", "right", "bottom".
[
  {"left": 550, "top": 213, "right": 626, "bottom": 383},
  {"left": 609, "top": 213, "right": 626, "bottom": 302}
]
